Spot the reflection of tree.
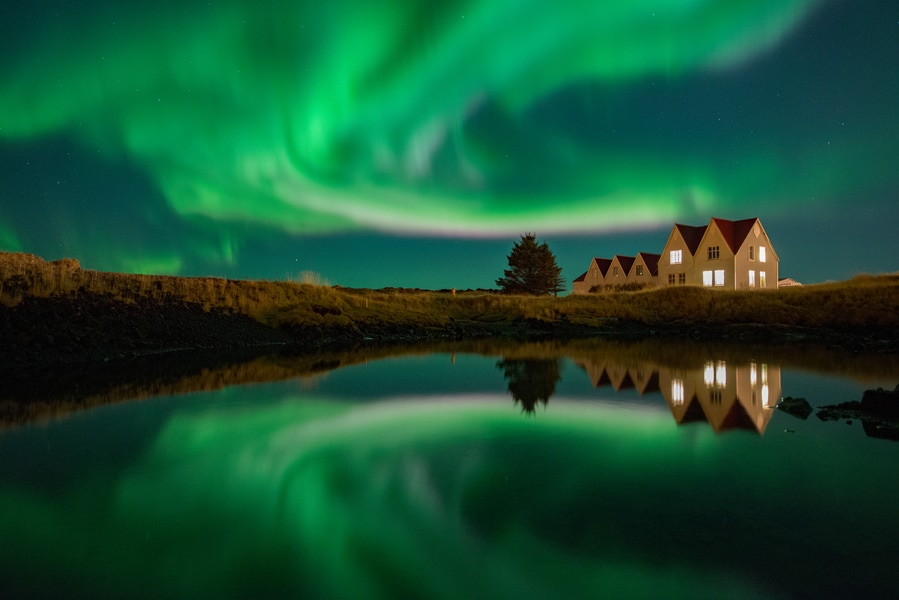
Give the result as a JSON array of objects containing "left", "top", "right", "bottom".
[{"left": 497, "top": 358, "right": 561, "bottom": 415}]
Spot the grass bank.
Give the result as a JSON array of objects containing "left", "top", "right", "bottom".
[{"left": 2, "top": 252, "right": 898, "bottom": 360}]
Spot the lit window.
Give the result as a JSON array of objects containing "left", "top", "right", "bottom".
[
  {"left": 704, "top": 360, "right": 727, "bottom": 388},
  {"left": 704, "top": 362, "right": 714, "bottom": 386},
  {"left": 636, "top": 265, "right": 644, "bottom": 276},
  {"left": 708, "top": 246, "right": 720, "bottom": 260},
  {"left": 716, "top": 361, "right": 727, "bottom": 387},
  {"left": 748, "top": 270, "right": 755, "bottom": 287},
  {"left": 672, "top": 379, "right": 684, "bottom": 406},
  {"left": 750, "top": 362, "right": 757, "bottom": 385},
  {"left": 714, "top": 269, "right": 725, "bottom": 286},
  {"left": 678, "top": 273, "right": 686, "bottom": 285},
  {"left": 670, "top": 249, "right": 682, "bottom": 265},
  {"left": 702, "top": 270, "right": 713, "bottom": 286},
  {"left": 760, "top": 271, "right": 767, "bottom": 288},
  {"left": 749, "top": 245, "right": 755, "bottom": 260},
  {"left": 759, "top": 246, "right": 766, "bottom": 263}
]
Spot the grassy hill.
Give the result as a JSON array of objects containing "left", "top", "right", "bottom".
[{"left": 2, "top": 252, "right": 898, "bottom": 367}]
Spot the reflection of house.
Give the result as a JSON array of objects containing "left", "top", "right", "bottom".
[
  {"left": 573, "top": 354, "right": 780, "bottom": 434},
  {"left": 577, "top": 357, "right": 660, "bottom": 394},
  {"left": 571, "top": 217, "right": 779, "bottom": 293},
  {"left": 659, "top": 360, "right": 781, "bottom": 434}
]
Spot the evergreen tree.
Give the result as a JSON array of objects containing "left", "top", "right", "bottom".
[{"left": 496, "top": 233, "right": 565, "bottom": 295}]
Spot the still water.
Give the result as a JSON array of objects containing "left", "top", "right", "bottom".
[{"left": 1, "top": 339, "right": 898, "bottom": 599}]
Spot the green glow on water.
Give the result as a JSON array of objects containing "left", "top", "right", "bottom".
[
  {"left": 1, "top": 394, "right": 897, "bottom": 598},
  {"left": 0, "top": 0, "right": 828, "bottom": 244}
]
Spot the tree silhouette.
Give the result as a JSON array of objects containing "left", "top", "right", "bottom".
[
  {"left": 496, "top": 233, "right": 564, "bottom": 295},
  {"left": 497, "top": 358, "right": 561, "bottom": 415}
]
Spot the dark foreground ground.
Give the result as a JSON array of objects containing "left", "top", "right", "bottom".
[
  {"left": 3, "top": 290, "right": 899, "bottom": 370},
  {"left": 3, "top": 291, "right": 898, "bottom": 370}
]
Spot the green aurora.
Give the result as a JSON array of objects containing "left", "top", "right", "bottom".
[{"left": 1, "top": 0, "right": 897, "bottom": 284}]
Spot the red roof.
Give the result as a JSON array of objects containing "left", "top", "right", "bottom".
[
  {"left": 593, "top": 257, "right": 613, "bottom": 277},
  {"left": 636, "top": 252, "right": 661, "bottom": 276},
  {"left": 711, "top": 217, "right": 758, "bottom": 254},
  {"left": 613, "top": 255, "right": 636, "bottom": 273},
  {"left": 673, "top": 223, "right": 707, "bottom": 255}
]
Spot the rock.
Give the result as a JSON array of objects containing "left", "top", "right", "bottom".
[
  {"left": 816, "top": 401, "right": 862, "bottom": 422},
  {"left": 777, "top": 396, "right": 813, "bottom": 420},
  {"left": 860, "top": 384, "right": 899, "bottom": 416}
]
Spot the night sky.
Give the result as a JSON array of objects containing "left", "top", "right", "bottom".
[{"left": 1, "top": 0, "right": 897, "bottom": 289}]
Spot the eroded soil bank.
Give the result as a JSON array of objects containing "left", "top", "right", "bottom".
[{"left": 2, "top": 290, "right": 897, "bottom": 371}]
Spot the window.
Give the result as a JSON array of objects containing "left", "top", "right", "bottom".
[
  {"left": 636, "top": 265, "right": 644, "bottom": 276},
  {"left": 672, "top": 379, "right": 684, "bottom": 406},
  {"left": 708, "top": 245, "right": 720, "bottom": 260},
  {"left": 670, "top": 249, "right": 682, "bottom": 265},
  {"left": 702, "top": 270, "right": 713, "bottom": 286},
  {"left": 714, "top": 269, "right": 725, "bottom": 286},
  {"left": 759, "top": 246, "right": 766, "bottom": 263},
  {"left": 704, "top": 360, "right": 726, "bottom": 388},
  {"left": 748, "top": 270, "right": 755, "bottom": 287},
  {"left": 668, "top": 274, "right": 675, "bottom": 285},
  {"left": 749, "top": 245, "right": 754, "bottom": 260},
  {"left": 612, "top": 266, "right": 619, "bottom": 277},
  {"left": 678, "top": 273, "right": 686, "bottom": 285},
  {"left": 760, "top": 271, "right": 767, "bottom": 288}
]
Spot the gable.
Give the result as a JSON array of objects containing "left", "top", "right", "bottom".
[
  {"left": 711, "top": 217, "right": 759, "bottom": 254},
  {"left": 593, "top": 257, "right": 613, "bottom": 277},
  {"left": 613, "top": 255, "right": 636, "bottom": 273},
  {"left": 673, "top": 224, "right": 707, "bottom": 255},
  {"left": 636, "top": 252, "right": 661, "bottom": 276}
]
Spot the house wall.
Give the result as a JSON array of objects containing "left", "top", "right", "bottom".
[
  {"left": 658, "top": 231, "right": 698, "bottom": 286},
  {"left": 695, "top": 226, "right": 737, "bottom": 289},
  {"left": 629, "top": 255, "right": 658, "bottom": 287},
  {"left": 583, "top": 260, "right": 607, "bottom": 291},
  {"left": 607, "top": 257, "right": 630, "bottom": 287},
  {"left": 572, "top": 259, "right": 608, "bottom": 294},
  {"left": 734, "top": 221, "right": 779, "bottom": 290}
]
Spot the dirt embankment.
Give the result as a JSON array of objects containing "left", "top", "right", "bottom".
[
  {"left": 0, "top": 292, "right": 296, "bottom": 368},
  {"left": 0, "top": 292, "right": 508, "bottom": 369}
]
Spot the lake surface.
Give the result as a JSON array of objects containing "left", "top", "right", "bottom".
[{"left": 1, "top": 339, "right": 898, "bottom": 599}]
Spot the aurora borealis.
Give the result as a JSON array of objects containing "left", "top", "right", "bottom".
[{"left": 1, "top": 0, "right": 897, "bottom": 287}]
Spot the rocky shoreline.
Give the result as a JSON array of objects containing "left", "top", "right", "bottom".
[{"left": 778, "top": 386, "right": 899, "bottom": 441}]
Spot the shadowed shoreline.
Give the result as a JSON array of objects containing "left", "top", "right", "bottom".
[{"left": 2, "top": 251, "right": 898, "bottom": 373}]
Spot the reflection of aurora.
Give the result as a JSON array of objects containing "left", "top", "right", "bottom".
[
  {"left": 2, "top": 397, "right": 898, "bottom": 598},
  {"left": 6, "top": 0, "right": 880, "bottom": 266}
]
